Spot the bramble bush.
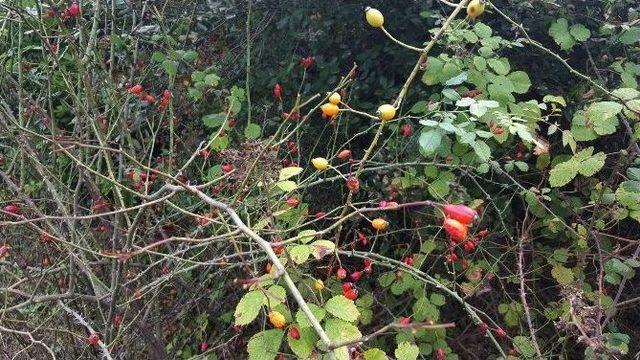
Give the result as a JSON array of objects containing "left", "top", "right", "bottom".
[{"left": 0, "top": 0, "right": 639, "bottom": 359}]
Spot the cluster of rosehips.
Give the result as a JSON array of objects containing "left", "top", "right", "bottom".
[
  {"left": 441, "top": 204, "right": 489, "bottom": 263},
  {"left": 125, "top": 169, "right": 158, "bottom": 191},
  {"left": 2, "top": 203, "right": 21, "bottom": 216},
  {"left": 48, "top": 2, "right": 80, "bottom": 20},
  {"left": 333, "top": 258, "right": 375, "bottom": 301},
  {"left": 126, "top": 84, "right": 170, "bottom": 110}
]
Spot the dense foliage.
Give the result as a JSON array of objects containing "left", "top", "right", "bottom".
[{"left": 0, "top": 0, "right": 639, "bottom": 359}]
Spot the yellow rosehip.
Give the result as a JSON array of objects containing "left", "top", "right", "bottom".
[
  {"left": 376, "top": 104, "right": 396, "bottom": 121},
  {"left": 268, "top": 311, "right": 286, "bottom": 329},
  {"left": 372, "top": 218, "right": 389, "bottom": 231},
  {"left": 467, "top": 0, "right": 485, "bottom": 19},
  {"left": 365, "top": 7, "right": 384, "bottom": 28},
  {"left": 313, "top": 279, "right": 324, "bottom": 291},
  {"left": 321, "top": 103, "right": 340, "bottom": 117},
  {"left": 329, "top": 92, "right": 341, "bottom": 105},
  {"left": 311, "top": 157, "right": 329, "bottom": 171}
]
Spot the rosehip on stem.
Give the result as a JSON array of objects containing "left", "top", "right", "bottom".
[{"left": 442, "top": 204, "right": 478, "bottom": 225}]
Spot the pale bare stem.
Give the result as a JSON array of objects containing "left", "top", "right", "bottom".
[
  {"left": 517, "top": 215, "right": 543, "bottom": 358},
  {"left": 0, "top": 325, "right": 57, "bottom": 359},
  {"left": 58, "top": 302, "right": 114, "bottom": 360},
  {"left": 164, "top": 183, "right": 336, "bottom": 358},
  {"left": 329, "top": 321, "right": 456, "bottom": 350},
  {"left": 380, "top": 26, "right": 424, "bottom": 52}
]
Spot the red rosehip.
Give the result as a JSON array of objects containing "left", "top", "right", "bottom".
[
  {"left": 0, "top": 244, "right": 8, "bottom": 258},
  {"left": 145, "top": 95, "right": 156, "bottom": 104},
  {"left": 401, "top": 123, "right": 413, "bottom": 138},
  {"left": 478, "top": 322, "right": 489, "bottom": 333},
  {"left": 495, "top": 327, "right": 507, "bottom": 338},
  {"left": 300, "top": 56, "right": 315, "bottom": 69},
  {"left": 443, "top": 218, "right": 468, "bottom": 242},
  {"left": 315, "top": 211, "right": 326, "bottom": 219},
  {"left": 343, "top": 288, "right": 358, "bottom": 300},
  {"left": 286, "top": 197, "right": 299, "bottom": 208},
  {"left": 446, "top": 253, "right": 458, "bottom": 263},
  {"left": 363, "top": 259, "right": 373, "bottom": 273},
  {"left": 403, "top": 255, "right": 414, "bottom": 267},
  {"left": 3, "top": 204, "right": 20, "bottom": 215},
  {"left": 357, "top": 231, "right": 367, "bottom": 246},
  {"left": 442, "top": 204, "right": 478, "bottom": 225},
  {"left": 88, "top": 333, "right": 100, "bottom": 346},
  {"left": 265, "top": 263, "right": 272, "bottom": 273},
  {"left": 221, "top": 164, "right": 233, "bottom": 173},
  {"left": 341, "top": 282, "right": 354, "bottom": 292},
  {"left": 346, "top": 176, "right": 360, "bottom": 193},
  {"left": 338, "top": 149, "right": 351, "bottom": 160},
  {"left": 463, "top": 241, "right": 475, "bottom": 252},
  {"left": 350, "top": 270, "right": 363, "bottom": 282},
  {"left": 200, "top": 342, "right": 209, "bottom": 353},
  {"left": 130, "top": 84, "right": 143, "bottom": 94},
  {"left": 336, "top": 267, "right": 347, "bottom": 280},
  {"left": 68, "top": 2, "right": 80, "bottom": 17},
  {"left": 113, "top": 313, "right": 122, "bottom": 327},
  {"left": 273, "top": 83, "right": 282, "bottom": 100},
  {"left": 288, "top": 326, "right": 300, "bottom": 340},
  {"left": 477, "top": 229, "right": 490, "bottom": 238},
  {"left": 399, "top": 317, "right": 411, "bottom": 326},
  {"left": 435, "top": 348, "right": 446, "bottom": 360}
]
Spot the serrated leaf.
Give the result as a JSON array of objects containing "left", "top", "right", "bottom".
[
  {"left": 472, "top": 140, "right": 491, "bottom": 162},
  {"left": 288, "top": 326, "right": 317, "bottom": 359},
  {"left": 275, "top": 180, "right": 297, "bottom": 192},
  {"left": 324, "top": 318, "right": 362, "bottom": 360},
  {"left": 549, "top": 160, "right": 579, "bottom": 187},
  {"left": 430, "top": 293, "right": 446, "bottom": 306},
  {"left": 487, "top": 58, "right": 511, "bottom": 75},
  {"left": 162, "top": 59, "right": 178, "bottom": 76},
  {"left": 296, "top": 304, "right": 326, "bottom": 328},
  {"left": 202, "top": 113, "right": 227, "bottom": 128},
  {"left": 325, "top": 295, "right": 360, "bottom": 322},
  {"left": 586, "top": 101, "right": 623, "bottom": 135},
  {"left": 247, "top": 329, "right": 284, "bottom": 360},
  {"left": 234, "top": 290, "right": 266, "bottom": 325},
  {"left": 549, "top": 18, "right": 575, "bottom": 50},
  {"left": 297, "top": 229, "right": 317, "bottom": 244},
  {"left": 279, "top": 167, "right": 303, "bottom": 181},
  {"left": 578, "top": 152, "right": 606, "bottom": 177},
  {"left": 611, "top": 88, "right": 640, "bottom": 101},
  {"left": 244, "top": 123, "right": 262, "bottom": 139},
  {"left": 422, "top": 57, "right": 444, "bottom": 86},
  {"left": 513, "top": 336, "right": 537, "bottom": 358},
  {"left": 363, "top": 348, "right": 388, "bottom": 360},
  {"left": 473, "top": 22, "right": 493, "bottom": 38},
  {"left": 569, "top": 23, "right": 591, "bottom": 42},
  {"left": 551, "top": 265, "right": 574, "bottom": 285},
  {"left": 508, "top": 71, "right": 532, "bottom": 94},
  {"left": 395, "top": 342, "right": 419, "bottom": 360},
  {"left": 445, "top": 71, "right": 468, "bottom": 86},
  {"left": 419, "top": 129, "right": 443, "bottom": 155},
  {"left": 289, "top": 245, "right": 312, "bottom": 264},
  {"left": 265, "top": 285, "right": 287, "bottom": 305},
  {"left": 311, "top": 240, "right": 335, "bottom": 259}
]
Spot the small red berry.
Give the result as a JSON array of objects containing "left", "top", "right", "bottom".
[
  {"left": 443, "top": 218, "right": 468, "bottom": 243},
  {"left": 265, "top": 263, "right": 272, "bottom": 273},
  {"left": 0, "top": 244, "right": 8, "bottom": 258},
  {"left": 113, "top": 313, "right": 122, "bottom": 327},
  {"left": 442, "top": 204, "right": 478, "bottom": 225},
  {"left": 341, "top": 282, "right": 354, "bottom": 292},
  {"left": 463, "top": 241, "right": 475, "bottom": 252},
  {"left": 435, "top": 348, "right": 446, "bottom": 360},
  {"left": 495, "top": 327, "right": 508, "bottom": 338},
  {"left": 273, "top": 83, "right": 282, "bottom": 100},
  {"left": 401, "top": 123, "right": 413, "bottom": 138},
  {"left": 221, "top": 164, "right": 233, "bottom": 173},
  {"left": 363, "top": 259, "right": 373, "bottom": 273},
  {"left": 350, "top": 270, "right": 363, "bottom": 282},
  {"left": 200, "top": 342, "right": 209, "bottom": 353},
  {"left": 300, "top": 56, "right": 315, "bottom": 69},
  {"left": 403, "top": 255, "right": 415, "bottom": 267},
  {"left": 68, "top": 2, "right": 80, "bottom": 17},
  {"left": 3, "top": 204, "right": 20, "bottom": 215},
  {"left": 88, "top": 333, "right": 100, "bottom": 346},
  {"left": 357, "top": 231, "right": 367, "bottom": 246},
  {"left": 145, "top": 95, "right": 156, "bottom": 104},
  {"left": 478, "top": 322, "right": 489, "bottom": 333},
  {"left": 336, "top": 268, "right": 347, "bottom": 280},
  {"left": 399, "top": 317, "right": 411, "bottom": 326},
  {"left": 338, "top": 149, "right": 351, "bottom": 160},
  {"left": 346, "top": 176, "right": 360, "bottom": 193},
  {"left": 130, "top": 84, "right": 143, "bottom": 94},
  {"left": 446, "top": 253, "right": 458, "bottom": 263},
  {"left": 289, "top": 326, "right": 300, "bottom": 340},
  {"left": 343, "top": 288, "right": 358, "bottom": 300},
  {"left": 315, "top": 211, "right": 326, "bottom": 219},
  {"left": 286, "top": 197, "right": 299, "bottom": 208}
]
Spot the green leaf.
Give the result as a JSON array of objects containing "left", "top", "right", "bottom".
[
  {"left": 473, "top": 56, "right": 487, "bottom": 71},
  {"left": 473, "top": 22, "right": 493, "bottom": 39},
  {"left": 289, "top": 245, "right": 312, "bottom": 264},
  {"left": 616, "top": 181, "right": 640, "bottom": 210},
  {"left": 586, "top": 101, "right": 623, "bottom": 135},
  {"left": 247, "top": 329, "right": 284, "bottom": 360},
  {"left": 578, "top": 152, "right": 606, "bottom": 177},
  {"left": 325, "top": 295, "right": 360, "bottom": 322},
  {"left": 265, "top": 285, "right": 287, "bottom": 305},
  {"left": 202, "top": 113, "right": 227, "bottom": 128},
  {"left": 611, "top": 88, "right": 640, "bottom": 101},
  {"left": 234, "top": 290, "right": 266, "bottom": 325},
  {"left": 549, "top": 160, "right": 579, "bottom": 187},
  {"left": 297, "top": 229, "right": 317, "bottom": 244},
  {"left": 445, "top": 72, "right": 467, "bottom": 86},
  {"left": 204, "top": 73, "right": 220, "bottom": 87},
  {"left": 310, "top": 240, "right": 335, "bottom": 259},
  {"left": 412, "top": 296, "right": 440, "bottom": 322},
  {"left": 487, "top": 58, "right": 511, "bottom": 75},
  {"left": 618, "top": 27, "right": 640, "bottom": 45},
  {"left": 472, "top": 140, "right": 491, "bottom": 162},
  {"left": 275, "top": 180, "right": 297, "bottom": 192},
  {"left": 419, "top": 129, "right": 443, "bottom": 155},
  {"left": 296, "top": 304, "right": 326, "bottom": 328},
  {"left": 513, "top": 336, "right": 537, "bottom": 358},
  {"left": 549, "top": 18, "right": 575, "bottom": 50},
  {"left": 279, "top": 167, "right": 303, "bottom": 181},
  {"left": 288, "top": 326, "right": 317, "bottom": 359},
  {"left": 395, "top": 342, "right": 420, "bottom": 360},
  {"left": 324, "top": 318, "right": 362, "bottom": 360},
  {"left": 244, "top": 123, "right": 262, "bottom": 139},
  {"left": 508, "top": 71, "right": 532, "bottom": 94},
  {"left": 162, "top": 59, "right": 178, "bottom": 77},
  {"left": 430, "top": 293, "right": 446, "bottom": 306},
  {"left": 569, "top": 24, "right": 591, "bottom": 42},
  {"left": 551, "top": 265, "right": 574, "bottom": 285},
  {"left": 422, "top": 57, "right": 444, "bottom": 86},
  {"left": 363, "top": 348, "right": 388, "bottom": 360}
]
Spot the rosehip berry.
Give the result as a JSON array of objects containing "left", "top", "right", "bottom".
[
  {"left": 350, "top": 270, "right": 363, "bottom": 282},
  {"left": 113, "top": 313, "right": 122, "bottom": 327},
  {"left": 495, "top": 327, "right": 507, "bottom": 338},
  {"left": 130, "top": 84, "right": 143, "bottom": 94},
  {"left": 478, "top": 229, "right": 490, "bottom": 238},
  {"left": 338, "top": 149, "right": 351, "bottom": 160},
  {"left": 357, "top": 231, "right": 367, "bottom": 246},
  {"left": 315, "top": 211, "right": 326, "bottom": 219},
  {"left": 443, "top": 218, "right": 468, "bottom": 242},
  {"left": 68, "top": 2, "right": 80, "bottom": 17},
  {"left": 442, "top": 204, "right": 478, "bottom": 225},
  {"left": 289, "top": 326, "right": 300, "bottom": 340},
  {"left": 343, "top": 288, "right": 358, "bottom": 300},
  {"left": 435, "top": 348, "right": 446, "bottom": 360},
  {"left": 399, "top": 317, "right": 411, "bottom": 326},
  {"left": 273, "top": 83, "right": 282, "bottom": 100},
  {"left": 88, "top": 333, "right": 100, "bottom": 346},
  {"left": 477, "top": 322, "right": 489, "bottom": 333},
  {"left": 221, "top": 164, "right": 233, "bottom": 173},
  {"left": 200, "top": 342, "right": 209, "bottom": 353},
  {"left": 265, "top": 263, "right": 272, "bottom": 273},
  {"left": 401, "top": 123, "right": 413, "bottom": 138},
  {"left": 446, "top": 253, "right": 458, "bottom": 263},
  {"left": 3, "top": 204, "right": 20, "bottom": 215},
  {"left": 403, "top": 255, "right": 414, "bottom": 267},
  {"left": 336, "top": 267, "right": 347, "bottom": 280},
  {"left": 463, "top": 241, "right": 475, "bottom": 252},
  {"left": 346, "top": 176, "right": 360, "bottom": 193},
  {"left": 363, "top": 259, "right": 373, "bottom": 273},
  {"left": 286, "top": 197, "right": 299, "bottom": 208}
]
